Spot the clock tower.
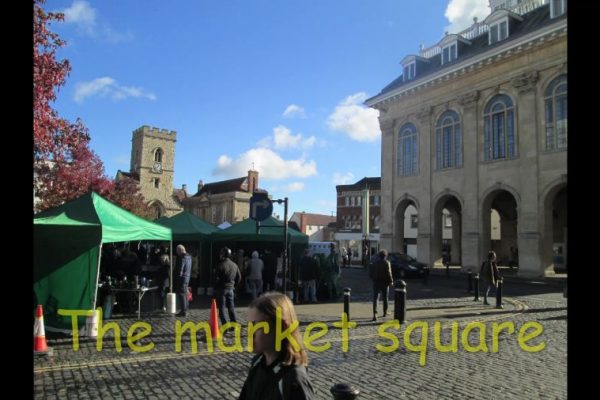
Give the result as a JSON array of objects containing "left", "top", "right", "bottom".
[{"left": 129, "top": 125, "right": 183, "bottom": 218}]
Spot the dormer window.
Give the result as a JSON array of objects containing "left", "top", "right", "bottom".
[
  {"left": 551, "top": 0, "right": 566, "bottom": 18},
  {"left": 403, "top": 62, "right": 416, "bottom": 81},
  {"left": 442, "top": 43, "right": 457, "bottom": 64},
  {"left": 489, "top": 19, "right": 508, "bottom": 44}
]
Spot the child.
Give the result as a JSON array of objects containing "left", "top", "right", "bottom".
[{"left": 239, "top": 292, "right": 315, "bottom": 399}]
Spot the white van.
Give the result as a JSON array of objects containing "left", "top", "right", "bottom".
[{"left": 308, "top": 241, "right": 335, "bottom": 256}]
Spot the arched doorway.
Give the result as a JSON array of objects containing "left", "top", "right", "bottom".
[
  {"left": 481, "top": 189, "right": 518, "bottom": 267},
  {"left": 149, "top": 200, "right": 166, "bottom": 220},
  {"left": 433, "top": 194, "right": 462, "bottom": 266},
  {"left": 394, "top": 198, "right": 418, "bottom": 256},
  {"left": 543, "top": 183, "right": 567, "bottom": 273}
]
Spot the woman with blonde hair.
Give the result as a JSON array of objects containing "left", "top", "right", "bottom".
[{"left": 239, "top": 292, "right": 315, "bottom": 399}]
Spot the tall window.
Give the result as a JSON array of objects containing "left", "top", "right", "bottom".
[
  {"left": 484, "top": 94, "right": 516, "bottom": 161},
  {"left": 551, "top": 0, "right": 566, "bottom": 18},
  {"left": 403, "top": 63, "right": 416, "bottom": 81},
  {"left": 154, "top": 148, "right": 163, "bottom": 162},
  {"left": 436, "top": 110, "right": 462, "bottom": 169},
  {"left": 442, "top": 43, "right": 457, "bottom": 64},
  {"left": 153, "top": 178, "right": 160, "bottom": 188},
  {"left": 397, "top": 123, "right": 418, "bottom": 176},
  {"left": 544, "top": 75, "right": 567, "bottom": 151}
]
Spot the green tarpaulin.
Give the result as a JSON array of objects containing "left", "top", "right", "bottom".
[
  {"left": 34, "top": 192, "right": 172, "bottom": 332},
  {"left": 155, "top": 211, "right": 218, "bottom": 288}
]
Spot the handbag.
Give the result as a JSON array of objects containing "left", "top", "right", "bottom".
[{"left": 187, "top": 286, "right": 193, "bottom": 301}]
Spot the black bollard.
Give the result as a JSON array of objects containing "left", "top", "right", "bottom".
[
  {"left": 330, "top": 383, "right": 360, "bottom": 400},
  {"left": 467, "top": 269, "right": 473, "bottom": 292},
  {"left": 394, "top": 280, "right": 407, "bottom": 323},
  {"left": 473, "top": 274, "right": 480, "bottom": 301},
  {"left": 495, "top": 278, "right": 504, "bottom": 309},
  {"left": 343, "top": 287, "right": 351, "bottom": 320},
  {"left": 423, "top": 267, "right": 429, "bottom": 285},
  {"left": 445, "top": 261, "right": 450, "bottom": 276}
]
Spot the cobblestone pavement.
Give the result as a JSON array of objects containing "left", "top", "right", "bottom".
[{"left": 34, "top": 268, "right": 567, "bottom": 399}]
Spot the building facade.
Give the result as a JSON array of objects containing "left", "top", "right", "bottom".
[
  {"left": 289, "top": 212, "right": 336, "bottom": 241},
  {"left": 180, "top": 170, "right": 260, "bottom": 225},
  {"left": 335, "top": 177, "right": 382, "bottom": 258},
  {"left": 365, "top": 0, "right": 567, "bottom": 277},
  {"left": 117, "top": 125, "right": 185, "bottom": 218}
]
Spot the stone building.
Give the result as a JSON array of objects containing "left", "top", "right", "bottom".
[
  {"left": 289, "top": 212, "right": 336, "bottom": 241},
  {"left": 181, "top": 170, "right": 261, "bottom": 225},
  {"left": 365, "top": 0, "right": 567, "bottom": 277},
  {"left": 334, "top": 177, "right": 382, "bottom": 258},
  {"left": 116, "top": 125, "right": 185, "bottom": 219}
]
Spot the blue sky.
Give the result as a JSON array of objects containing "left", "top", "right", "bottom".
[{"left": 45, "top": 0, "right": 491, "bottom": 218}]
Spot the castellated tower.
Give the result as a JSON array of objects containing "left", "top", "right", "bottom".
[{"left": 128, "top": 125, "right": 183, "bottom": 218}]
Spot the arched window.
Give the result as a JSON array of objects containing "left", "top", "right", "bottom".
[
  {"left": 435, "top": 110, "right": 462, "bottom": 169},
  {"left": 154, "top": 148, "right": 163, "bottom": 163},
  {"left": 397, "top": 123, "right": 418, "bottom": 176},
  {"left": 483, "top": 94, "right": 516, "bottom": 161},
  {"left": 544, "top": 75, "right": 567, "bottom": 151}
]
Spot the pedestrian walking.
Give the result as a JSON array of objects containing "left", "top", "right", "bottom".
[
  {"left": 175, "top": 244, "right": 192, "bottom": 317},
  {"left": 480, "top": 250, "right": 500, "bottom": 305},
  {"left": 369, "top": 249, "right": 394, "bottom": 321},
  {"left": 299, "top": 248, "right": 319, "bottom": 303},
  {"left": 245, "top": 250, "right": 264, "bottom": 300},
  {"left": 215, "top": 247, "right": 242, "bottom": 324}
]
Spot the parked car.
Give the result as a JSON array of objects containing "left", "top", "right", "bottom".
[{"left": 386, "top": 253, "right": 429, "bottom": 279}]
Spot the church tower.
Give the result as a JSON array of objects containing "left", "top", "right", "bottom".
[{"left": 129, "top": 125, "right": 182, "bottom": 218}]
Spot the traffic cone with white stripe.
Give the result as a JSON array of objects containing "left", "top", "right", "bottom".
[
  {"left": 34, "top": 304, "right": 49, "bottom": 353},
  {"left": 209, "top": 298, "right": 220, "bottom": 339}
]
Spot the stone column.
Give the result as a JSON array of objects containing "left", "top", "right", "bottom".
[
  {"left": 450, "top": 213, "right": 461, "bottom": 264},
  {"left": 379, "top": 116, "right": 395, "bottom": 253},
  {"left": 458, "top": 90, "right": 481, "bottom": 272},
  {"left": 416, "top": 107, "right": 433, "bottom": 266},
  {"left": 512, "top": 71, "right": 544, "bottom": 277}
]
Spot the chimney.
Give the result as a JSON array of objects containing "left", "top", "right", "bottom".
[
  {"left": 182, "top": 184, "right": 187, "bottom": 192},
  {"left": 247, "top": 170, "right": 259, "bottom": 193},
  {"left": 198, "top": 180, "right": 204, "bottom": 192},
  {"left": 300, "top": 211, "right": 307, "bottom": 234}
]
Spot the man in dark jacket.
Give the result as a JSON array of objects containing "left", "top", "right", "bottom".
[
  {"left": 299, "top": 249, "right": 320, "bottom": 303},
  {"left": 215, "top": 247, "right": 242, "bottom": 325},
  {"left": 370, "top": 249, "right": 393, "bottom": 321},
  {"left": 175, "top": 244, "right": 192, "bottom": 317}
]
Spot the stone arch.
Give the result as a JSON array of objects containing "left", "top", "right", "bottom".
[
  {"left": 540, "top": 177, "right": 567, "bottom": 273},
  {"left": 480, "top": 185, "right": 520, "bottom": 267},
  {"left": 392, "top": 194, "right": 420, "bottom": 255},
  {"left": 432, "top": 190, "right": 464, "bottom": 265},
  {"left": 148, "top": 200, "right": 166, "bottom": 220}
]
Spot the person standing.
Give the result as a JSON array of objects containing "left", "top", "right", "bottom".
[
  {"left": 322, "top": 243, "right": 340, "bottom": 300},
  {"left": 262, "top": 248, "right": 277, "bottom": 293},
  {"left": 175, "top": 244, "right": 192, "bottom": 317},
  {"left": 214, "top": 247, "right": 242, "bottom": 325},
  {"left": 299, "top": 249, "right": 319, "bottom": 303},
  {"left": 480, "top": 250, "right": 500, "bottom": 305},
  {"left": 370, "top": 249, "right": 393, "bottom": 321},
  {"left": 238, "top": 292, "right": 315, "bottom": 399},
  {"left": 245, "top": 251, "right": 264, "bottom": 300}
]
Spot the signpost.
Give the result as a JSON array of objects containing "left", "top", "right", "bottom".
[
  {"left": 248, "top": 193, "right": 290, "bottom": 294},
  {"left": 250, "top": 192, "right": 273, "bottom": 221}
]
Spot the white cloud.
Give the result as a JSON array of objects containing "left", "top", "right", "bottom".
[
  {"left": 283, "top": 104, "right": 306, "bottom": 118},
  {"left": 213, "top": 148, "right": 317, "bottom": 180},
  {"left": 284, "top": 182, "right": 305, "bottom": 192},
  {"left": 260, "top": 125, "right": 316, "bottom": 150},
  {"left": 444, "top": 0, "right": 490, "bottom": 34},
  {"left": 62, "top": 0, "right": 132, "bottom": 43},
  {"left": 74, "top": 77, "right": 156, "bottom": 103},
  {"left": 332, "top": 172, "right": 355, "bottom": 185},
  {"left": 327, "top": 93, "right": 380, "bottom": 142}
]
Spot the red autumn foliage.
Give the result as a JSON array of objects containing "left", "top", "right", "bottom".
[{"left": 33, "top": 0, "right": 150, "bottom": 218}]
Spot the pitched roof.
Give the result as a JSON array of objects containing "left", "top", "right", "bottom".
[
  {"left": 172, "top": 188, "right": 188, "bottom": 202},
  {"left": 192, "top": 177, "right": 247, "bottom": 197},
  {"left": 336, "top": 177, "right": 381, "bottom": 191},
  {"left": 116, "top": 170, "right": 140, "bottom": 181},
  {"left": 371, "top": 4, "right": 560, "bottom": 100},
  {"left": 301, "top": 213, "right": 336, "bottom": 227}
]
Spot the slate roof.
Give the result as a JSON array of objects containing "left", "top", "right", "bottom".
[
  {"left": 191, "top": 177, "right": 247, "bottom": 197},
  {"left": 370, "top": 4, "right": 563, "bottom": 101}
]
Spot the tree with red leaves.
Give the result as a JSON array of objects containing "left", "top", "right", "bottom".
[{"left": 33, "top": 0, "right": 150, "bottom": 218}]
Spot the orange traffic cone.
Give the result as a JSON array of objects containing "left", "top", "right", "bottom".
[
  {"left": 209, "top": 298, "right": 220, "bottom": 339},
  {"left": 34, "top": 304, "right": 49, "bottom": 353}
]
